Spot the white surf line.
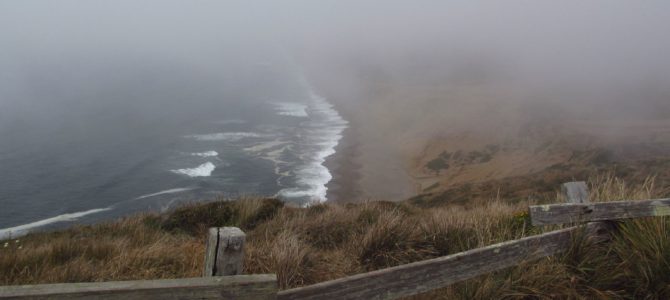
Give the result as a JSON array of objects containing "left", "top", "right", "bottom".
[
  {"left": 276, "top": 90, "right": 348, "bottom": 204},
  {"left": 0, "top": 207, "right": 112, "bottom": 240},
  {"left": 185, "top": 132, "right": 265, "bottom": 142},
  {"left": 135, "top": 187, "right": 197, "bottom": 200},
  {"left": 243, "top": 140, "right": 286, "bottom": 153},
  {"left": 1, "top": 185, "right": 200, "bottom": 240},
  {"left": 273, "top": 102, "right": 309, "bottom": 117}
]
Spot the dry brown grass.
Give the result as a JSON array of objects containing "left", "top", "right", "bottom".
[
  {"left": 410, "top": 175, "right": 668, "bottom": 299},
  {"left": 2, "top": 175, "right": 670, "bottom": 299},
  {"left": 0, "top": 216, "right": 203, "bottom": 285}
]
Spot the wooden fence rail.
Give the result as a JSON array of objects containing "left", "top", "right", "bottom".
[
  {"left": 0, "top": 275, "right": 277, "bottom": 300},
  {"left": 552, "top": 181, "right": 614, "bottom": 243},
  {"left": 277, "top": 224, "right": 592, "bottom": 300},
  {"left": 529, "top": 198, "right": 670, "bottom": 226},
  {"left": 1, "top": 181, "right": 667, "bottom": 299}
]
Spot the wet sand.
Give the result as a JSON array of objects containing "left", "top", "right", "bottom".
[
  {"left": 323, "top": 97, "right": 417, "bottom": 203},
  {"left": 324, "top": 124, "right": 364, "bottom": 203}
]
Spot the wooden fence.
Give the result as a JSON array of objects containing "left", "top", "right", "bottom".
[{"left": 2, "top": 181, "right": 669, "bottom": 300}]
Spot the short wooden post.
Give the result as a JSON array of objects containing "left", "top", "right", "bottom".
[
  {"left": 561, "top": 181, "right": 614, "bottom": 243},
  {"left": 204, "top": 227, "right": 246, "bottom": 277},
  {"left": 561, "top": 181, "right": 589, "bottom": 204}
]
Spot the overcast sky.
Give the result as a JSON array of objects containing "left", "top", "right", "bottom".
[{"left": 2, "top": 1, "right": 670, "bottom": 121}]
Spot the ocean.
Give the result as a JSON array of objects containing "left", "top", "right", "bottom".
[{"left": 0, "top": 60, "right": 348, "bottom": 239}]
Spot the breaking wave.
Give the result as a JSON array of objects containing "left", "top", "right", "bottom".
[
  {"left": 190, "top": 151, "right": 219, "bottom": 158},
  {"left": 135, "top": 187, "right": 197, "bottom": 200},
  {"left": 0, "top": 208, "right": 112, "bottom": 240},
  {"left": 171, "top": 162, "right": 216, "bottom": 177},
  {"left": 185, "top": 132, "right": 264, "bottom": 142},
  {"left": 273, "top": 102, "right": 309, "bottom": 117},
  {"left": 275, "top": 90, "right": 348, "bottom": 204}
]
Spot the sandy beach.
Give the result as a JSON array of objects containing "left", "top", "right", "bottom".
[
  {"left": 321, "top": 89, "right": 418, "bottom": 203},
  {"left": 324, "top": 124, "right": 364, "bottom": 203}
]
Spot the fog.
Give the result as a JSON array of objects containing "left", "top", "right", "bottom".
[
  {"left": 291, "top": 1, "right": 670, "bottom": 119},
  {"left": 2, "top": 1, "right": 670, "bottom": 142},
  {"left": 4, "top": 0, "right": 670, "bottom": 232}
]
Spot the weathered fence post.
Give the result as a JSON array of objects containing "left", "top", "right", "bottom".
[
  {"left": 204, "top": 227, "right": 246, "bottom": 277},
  {"left": 561, "top": 181, "right": 589, "bottom": 204},
  {"left": 561, "top": 181, "right": 614, "bottom": 243}
]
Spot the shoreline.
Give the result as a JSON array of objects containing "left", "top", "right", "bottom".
[
  {"left": 322, "top": 94, "right": 417, "bottom": 203},
  {"left": 318, "top": 84, "right": 418, "bottom": 202},
  {"left": 323, "top": 100, "right": 364, "bottom": 203},
  {"left": 324, "top": 123, "right": 364, "bottom": 203}
]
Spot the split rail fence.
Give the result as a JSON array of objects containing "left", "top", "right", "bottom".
[{"left": 2, "top": 181, "right": 669, "bottom": 299}]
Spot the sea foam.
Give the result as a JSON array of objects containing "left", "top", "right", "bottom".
[
  {"left": 186, "top": 132, "right": 264, "bottom": 142},
  {"left": 0, "top": 208, "right": 112, "bottom": 240},
  {"left": 171, "top": 162, "right": 216, "bottom": 177},
  {"left": 276, "top": 89, "right": 348, "bottom": 204},
  {"left": 273, "top": 102, "right": 309, "bottom": 117},
  {"left": 190, "top": 151, "right": 219, "bottom": 158},
  {"left": 135, "top": 187, "right": 197, "bottom": 200}
]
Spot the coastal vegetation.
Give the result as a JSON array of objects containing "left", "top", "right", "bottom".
[{"left": 2, "top": 175, "right": 670, "bottom": 299}]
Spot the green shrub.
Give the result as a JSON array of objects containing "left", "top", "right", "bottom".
[{"left": 159, "top": 201, "right": 238, "bottom": 235}]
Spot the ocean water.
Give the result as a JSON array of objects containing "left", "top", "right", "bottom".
[{"left": 0, "top": 65, "right": 348, "bottom": 239}]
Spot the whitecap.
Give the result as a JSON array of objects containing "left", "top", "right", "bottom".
[
  {"left": 277, "top": 163, "right": 331, "bottom": 203},
  {"left": 0, "top": 207, "right": 112, "bottom": 240},
  {"left": 273, "top": 102, "right": 309, "bottom": 117},
  {"left": 190, "top": 151, "right": 219, "bottom": 158},
  {"left": 171, "top": 162, "right": 216, "bottom": 177},
  {"left": 243, "top": 140, "right": 286, "bottom": 154},
  {"left": 185, "top": 132, "right": 264, "bottom": 142},
  {"left": 135, "top": 187, "right": 197, "bottom": 200}
]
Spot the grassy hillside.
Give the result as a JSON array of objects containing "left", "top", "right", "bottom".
[
  {"left": 410, "top": 119, "right": 670, "bottom": 208},
  {"left": 2, "top": 175, "right": 670, "bottom": 299}
]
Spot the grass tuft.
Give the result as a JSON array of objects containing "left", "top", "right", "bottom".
[{"left": 2, "top": 175, "right": 670, "bottom": 299}]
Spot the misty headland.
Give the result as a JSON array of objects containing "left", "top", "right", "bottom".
[
  {"left": 4, "top": 2, "right": 670, "bottom": 298},
  {"left": 305, "top": 1, "right": 670, "bottom": 203},
  {"left": 1, "top": 0, "right": 670, "bottom": 238}
]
